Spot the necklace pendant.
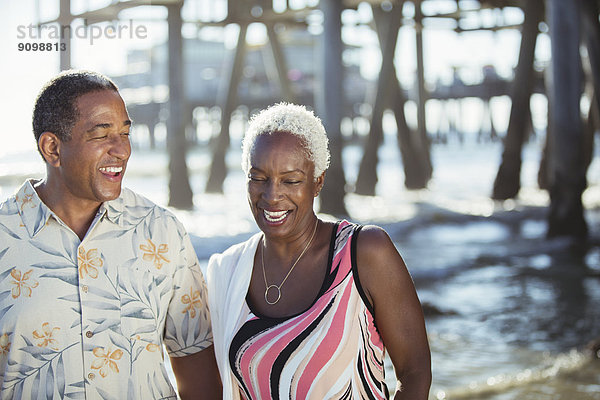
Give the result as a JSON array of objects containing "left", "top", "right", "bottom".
[
  {"left": 261, "top": 220, "right": 319, "bottom": 306},
  {"left": 265, "top": 284, "right": 281, "bottom": 305}
]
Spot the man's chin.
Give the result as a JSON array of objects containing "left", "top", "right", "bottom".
[{"left": 98, "top": 187, "right": 123, "bottom": 202}]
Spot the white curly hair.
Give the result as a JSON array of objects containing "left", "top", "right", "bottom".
[{"left": 241, "top": 102, "right": 331, "bottom": 179}]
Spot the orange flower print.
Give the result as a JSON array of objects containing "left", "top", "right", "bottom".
[
  {"left": 16, "top": 192, "right": 35, "bottom": 212},
  {"left": 140, "top": 239, "right": 170, "bottom": 269},
  {"left": 145, "top": 343, "right": 160, "bottom": 352},
  {"left": 181, "top": 288, "right": 202, "bottom": 319},
  {"left": 77, "top": 247, "right": 102, "bottom": 279},
  {"left": 133, "top": 334, "right": 160, "bottom": 352},
  {"left": 33, "top": 322, "right": 60, "bottom": 351},
  {"left": 10, "top": 268, "right": 39, "bottom": 298},
  {"left": 0, "top": 333, "right": 11, "bottom": 355},
  {"left": 91, "top": 347, "right": 123, "bottom": 378}
]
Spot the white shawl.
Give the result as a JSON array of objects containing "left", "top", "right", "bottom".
[{"left": 206, "top": 233, "right": 262, "bottom": 400}]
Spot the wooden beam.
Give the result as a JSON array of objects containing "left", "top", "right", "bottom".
[
  {"left": 545, "top": 0, "right": 587, "bottom": 239},
  {"left": 166, "top": 1, "right": 194, "bottom": 209},
  {"left": 317, "top": 0, "right": 348, "bottom": 216},
  {"left": 205, "top": 23, "right": 249, "bottom": 193}
]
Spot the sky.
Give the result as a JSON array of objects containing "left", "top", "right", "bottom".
[
  {"left": 0, "top": 0, "right": 166, "bottom": 156},
  {"left": 0, "top": 0, "right": 541, "bottom": 158}
]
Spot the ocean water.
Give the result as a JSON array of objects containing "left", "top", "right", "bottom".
[{"left": 1, "top": 136, "right": 599, "bottom": 399}]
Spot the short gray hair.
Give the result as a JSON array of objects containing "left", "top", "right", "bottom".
[{"left": 241, "top": 103, "right": 330, "bottom": 179}]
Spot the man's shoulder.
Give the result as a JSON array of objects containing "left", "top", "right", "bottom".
[
  {"left": 107, "top": 188, "right": 179, "bottom": 228},
  {"left": 117, "top": 187, "right": 150, "bottom": 206},
  {"left": 0, "top": 197, "right": 19, "bottom": 228},
  {"left": 0, "top": 194, "right": 17, "bottom": 214},
  {"left": 118, "top": 188, "right": 174, "bottom": 215},
  {"left": 0, "top": 185, "right": 27, "bottom": 219},
  {"left": 0, "top": 190, "right": 32, "bottom": 242},
  {"left": 0, "top": 180, "right": 35, "bottom": 213}
]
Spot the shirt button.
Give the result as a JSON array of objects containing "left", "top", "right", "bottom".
[
  {"left": 81, "top": 285, "right": 88, "bottom": 293},
  {"left": 86, "top": 331, "right": 93, "bottom": 338},
  {"left": 88, "top": 372, "right": 95, "bottom": 380}
]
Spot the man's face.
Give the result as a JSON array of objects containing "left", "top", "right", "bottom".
[{"left": 55, "top": 89, "right": 131, "bottom": 205}]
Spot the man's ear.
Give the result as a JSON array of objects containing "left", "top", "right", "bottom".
[
  {"left": 314, "top": 172, "right": 325, "bottom": 197},
  {"left": 38, "top": 132, "right": 61, "bottom": 167}
]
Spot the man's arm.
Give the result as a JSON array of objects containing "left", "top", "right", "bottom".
[{"left": 170, "top": 345, "right": 222, "bottom": 400}]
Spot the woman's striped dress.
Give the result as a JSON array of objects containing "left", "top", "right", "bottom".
[{"left": 229, "top": 220, "right": 389, "bottom": 400}]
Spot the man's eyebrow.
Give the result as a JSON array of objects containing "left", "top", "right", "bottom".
[{"left": 86, "top": 120, "right": 132, "bottom": 133}]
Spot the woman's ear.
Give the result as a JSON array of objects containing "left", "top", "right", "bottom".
[
  {"left": 314, "top": 172, "right": 325, "bottom": 197},
  {"left": 38, "top": 132, "right": 61, "bottom": 167}
]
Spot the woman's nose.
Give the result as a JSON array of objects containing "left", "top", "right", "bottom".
[{"left": 263, "top": 181, "right": 283, "bottom": 202}]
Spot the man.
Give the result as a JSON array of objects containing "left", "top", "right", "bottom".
[{"left": 0, "top": 70, "right": 221, "bottom": 399}]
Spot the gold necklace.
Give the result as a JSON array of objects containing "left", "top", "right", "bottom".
[{"left": 261, "top": 220, "right": 319, "bottom": 305}]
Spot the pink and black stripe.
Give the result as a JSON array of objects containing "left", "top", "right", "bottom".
[{"left": 229, "top": 221, "right": 389, "bottom": 399}]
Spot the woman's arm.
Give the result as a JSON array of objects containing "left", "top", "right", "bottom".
[
  {"left": 356, "top": 225, "right": 431, "bottom": 400},
  {"left": 170, "top": 345, "right": 223, "bottom": 399}
]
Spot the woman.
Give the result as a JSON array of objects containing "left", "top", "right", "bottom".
[{"left": 206, "top": 103, "right": 431, "bottom": 399}]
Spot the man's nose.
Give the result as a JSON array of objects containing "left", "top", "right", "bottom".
[{"left": 108, "top": 134, "right": 131, "bottom": 160}]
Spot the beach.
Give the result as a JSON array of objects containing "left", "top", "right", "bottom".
[{"left": 1, "top": 136, "right": 599, "bottom": 399}]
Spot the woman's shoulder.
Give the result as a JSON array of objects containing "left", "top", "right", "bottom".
[
  {"left": 352, "top": 223, "right": 394, "bottom": 251},
  {"left": 208, "top": 233, "right": 261, "bottom": 272},
  {"left": 330, "top": 219, "right": 393, "bottom": 254},
  {"left": 353, "top": 223, "right": 406, "bottom": 275}
]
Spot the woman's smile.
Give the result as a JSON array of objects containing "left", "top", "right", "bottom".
[{"left": 263, "top": 209, "right": 290, "bottom": 224}]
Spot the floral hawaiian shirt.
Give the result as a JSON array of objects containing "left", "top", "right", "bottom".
[{"left": 0, "top": 180, "right": 212, "bottom": 399}]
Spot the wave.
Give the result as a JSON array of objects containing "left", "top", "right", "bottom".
[{"left": 433, "top": 349, "right": 596, "bottom": 400}]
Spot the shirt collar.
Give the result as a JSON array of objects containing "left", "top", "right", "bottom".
[
  {"left": 17, "top": 180, "right": 125, "bottom": 237},
  {"left": 17, "top": 180, "right": 53, "bottom": 238},
  {"left": 101, "top": 194, "right": 126, "bottom": 226}
]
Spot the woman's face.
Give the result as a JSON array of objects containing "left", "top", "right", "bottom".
[{"left": 247, "top": 131, "right": 324, "bottom": 241}]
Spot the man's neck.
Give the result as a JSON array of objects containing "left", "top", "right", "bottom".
[{"left": 34, "top": 179, "right": 103, "bottom": 241}]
